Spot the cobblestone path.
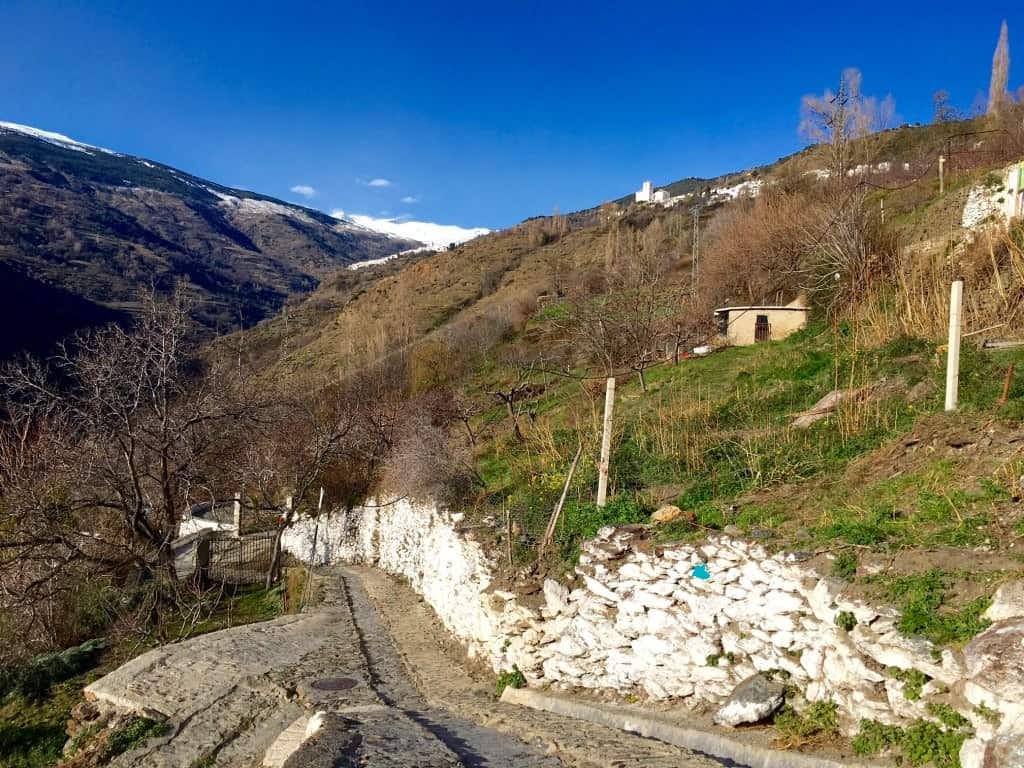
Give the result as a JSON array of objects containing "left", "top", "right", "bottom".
[{"left": 85, "top": 568, "right": 718, "bottom": 767}]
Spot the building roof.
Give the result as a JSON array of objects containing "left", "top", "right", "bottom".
[{"left": 713, "top": 305, "right": 810, "bottom": 314}]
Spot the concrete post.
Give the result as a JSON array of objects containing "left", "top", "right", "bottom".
[
  {"left": 233, "top": 492, "right": 242, "bottom": 537},
  {"left": 596, "top": 377, "right": 616, "bottom": 507},
  {"left": 945, "top": 280, "right": 964, "bottom": 411},
  {"left": 939, "top": 155, "right": 946, "bottom": 195}
]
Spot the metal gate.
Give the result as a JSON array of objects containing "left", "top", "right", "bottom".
[
  {"left": 194, "top": 531, "right": 278, "bottom": 585},
  {"left": 754, "top": 314, "right": 771, "bottom": 342}
]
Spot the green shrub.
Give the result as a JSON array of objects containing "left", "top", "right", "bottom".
[
  {"left": 890, "top": 668, "right": 931, "bottom": 701},
  {"left": 974, "top": 702, "right": 1001, "bottom": 725},
  {"left": 0, "top": 721, "right": 68, "bottom": 768},
  {"left": 926, "top": 702, "right": 969, "bottom": 730},
  {"left": 854, "top": 716, "right": 971, "bottom": 768},
  {"left": 495, "top": 667, "right": 527, "bottom": 696},
  {"left": 830, "top": 550, "right": 858, "bottom": 580},
  {"left": 880, "top": 571, "right": 992, "bottom": 645},
  {"left": 0, "top": 638, "right": 107, "bottom": 701},
  {"left": 773, "top": 700, "right": 838, "bottom": 741},
  {"left": 102, "top": 717, "right": 170, "bottom": 760},
  {"left": 852, "top": 719, "right": 903, "bottom": 756},
  {"left": 901, "top": 720, "right": 969, "bottom": 768},
  {"left": 835, "top": 611, "right": 857, "bottom": 632}
]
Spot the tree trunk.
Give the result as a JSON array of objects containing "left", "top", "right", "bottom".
[
  {"left": 505, "top": 399, "right": 523, "bottom": 440},
  {"left": 637, "top": 367, "right": 647, "bottom": 393}
]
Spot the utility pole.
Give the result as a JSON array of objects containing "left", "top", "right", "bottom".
[
  {"left": 939, "top": 155, "right": 946, "bottom": 194},
  {"left": 596, "top": 377, "right": 616, "bottom": 507},
  {"left": 945, "top": 279, "right": 963, "bottom": 411},
  {"left": 691, "top": 206, "right": 700, "bottom": 293}
]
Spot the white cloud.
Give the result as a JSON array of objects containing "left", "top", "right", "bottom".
[
  {"left": 367, "top": 178, "right": 392, "bottom": 187},
  {"left": 400, "top": 195, "right": 419, "bottom": 204},
  {"left": 290, "top": 184, "right": 316, "bottom": 198},
  {"left": 331, "top": 210, "right": 489, "bottom": 250}
]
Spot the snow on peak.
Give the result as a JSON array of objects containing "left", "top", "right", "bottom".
[
  {"left": 0, "top": 121, "right": 116, "bottom": 156},
  {"left": 330, "top": 210, "right": 489, "bottom": 249},
  {"left": 213, "top": 191, "right": 316, "bottom": 225}
]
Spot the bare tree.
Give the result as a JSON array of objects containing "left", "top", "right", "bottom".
[
  {"left": 379, "top": 392, "right": 482, "bottom": 507},
  {"left": 799, "top": 68, "right": 896, "bottom": 181},
  {"left": 0, "top": 291, "right": 263, "bottom": 652},
  {"left": 989, "top": 21, "right": 1011, "bottom": 117},
  {"left": 558, "top": 244, "right": 676, "bottom": 392},
  {"left": 488, "top": 353, "right": 540, "bottom": 440},
  {"left": 702, "top": 191, "right": 822, "bottom": 306},
  {"left": 933, "top": 90, "right": 957, "bottom": 123}
]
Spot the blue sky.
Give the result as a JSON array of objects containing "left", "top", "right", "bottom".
[{"left": 1, "top": 1, "right": 1021, "bottom": 229}]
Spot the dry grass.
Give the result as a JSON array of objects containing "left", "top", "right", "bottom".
[{"left": 862, "top": 226, "right": 1024, "bottom": 345}]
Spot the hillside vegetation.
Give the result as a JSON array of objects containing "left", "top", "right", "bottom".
[
  {"left": 223, "top": 103, "right": 1024, "bottom": 614},
  {"left": 6, "top": 70, "right": 1024, "bottom": 768}
]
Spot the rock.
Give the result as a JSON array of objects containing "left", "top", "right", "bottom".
[
  {"left": 985, "top": 580, "right": 1024, "bottom": 622},
  {"left": 975, "top": 732, "right": 1024, "bottom": 768},
  {"left": 646, "top": 484, "right": 685, "bottom": 504},
  {"left": 543, "top": 578, "right": 570, "bottom": 614},
  {"left": 964, "top": 619, "right": 1024, "bottom": 721},
  {"left": 650, "top": 505, "right": 693, "bottom": 525},
  {"left": 791, "top": 389, "right": 853, "bottom": 428},
  {"left": 582, "top": 574, "right": 620, "bottom": 603},
  {"left": 960, "top": 737, "right": 987, "bottom": 768},
  {"left": 723, "top": 525, "right": 742, "bottom": 536},
  {"left": 713, "top": 673, "right": 785, "bottom": 726},
  {"left": 907, "top": 378, "right": 937, "bottom": 403}
]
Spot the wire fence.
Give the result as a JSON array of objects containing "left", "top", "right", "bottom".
[{"left": 173, "top": 530, "right": 279, "bottom": 586}]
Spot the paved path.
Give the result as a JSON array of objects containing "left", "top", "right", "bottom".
[{"left": 86, "top": 568, "right": 720, "bottom": 767}]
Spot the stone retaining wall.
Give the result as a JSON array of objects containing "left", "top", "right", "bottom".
[{"left": 282, "top": 501, "right": 1024, "bottom": 767}]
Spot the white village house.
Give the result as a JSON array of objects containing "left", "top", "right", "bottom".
[
  {"left": 634, "top": 180, "right": 671, "bottom": 204},
  {"left": 713, "top": 297, "right": 809, "bottom": 346}
]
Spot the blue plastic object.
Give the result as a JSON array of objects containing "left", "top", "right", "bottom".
[{"left": 691, "top": 563, "right": 711, "bottom": 580}]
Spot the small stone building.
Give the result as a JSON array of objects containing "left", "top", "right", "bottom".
[{"left": 713, "top": 298, "right": 809, "bottom": 346}]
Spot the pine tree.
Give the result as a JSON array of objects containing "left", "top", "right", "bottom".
[{"left": 988, "top": 20, "right": 1010, "bottom": 116}]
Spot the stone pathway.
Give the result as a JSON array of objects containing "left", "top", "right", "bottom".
[{"left": 85, "top": 568, "right": 720, "bottom": 766}]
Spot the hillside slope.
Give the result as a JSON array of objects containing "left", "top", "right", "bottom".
[{"left": 0, "top": 123, "right": 419, "bottom": 355}]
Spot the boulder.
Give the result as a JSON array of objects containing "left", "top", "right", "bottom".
[
  {"left": 963, "top": 619, "right": 1024, "bottom": 722},
  {"left": 978, "top": 733, "right": 1024, "bottom": 768},
  {"left": 985, "top": 580, "right": 1024, "bottom": 622},
  {"left": 651, "top": 505, "right": 693, "bottom": 526},
  {"left": 713, "top": 673, "right": 785, "bottom": 727}
]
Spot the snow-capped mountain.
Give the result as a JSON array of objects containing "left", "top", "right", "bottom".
[
  {"left": 333, "top": 211, "right": 489, "bottom": 250},
  {"left": 0, "top": 122, "right": 419, "bottom": 356}
]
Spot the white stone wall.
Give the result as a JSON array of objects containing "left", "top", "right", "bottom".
[
  {"left": 962, "top": 161, "right": 1024, "bottom": 229},
  {"left": 282, "top": 501, "right": 1024, "bottom": 762}
]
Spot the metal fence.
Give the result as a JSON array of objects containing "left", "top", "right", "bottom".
[
  {"left": 173, "top": 530, "right": 279, "bottom": 586},
  {"left": 205, "top": 531, "right": 278, "bottom": 585}
]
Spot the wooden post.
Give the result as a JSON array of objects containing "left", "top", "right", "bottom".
[
  {"left": 998, "top": 364, "right": 1015, "bottom": 406},
  {"left": 505, "top": 504, "right": 513, "bottom": 568},
  {"left": 300, "top": 487, "right": 326, "bottom": 610},
  {"left": 939, "top": 155, "right": 946, "bottom": 194},
  {"left": 232, "top": 492, "right": 242, "bottom": 537},
  {"left": 597, "top": 377, "right": 616, "bottom": 507},
  {"left": 945, "top": 280, "right": 963, "bottom": 412},
  {"left": 539, "top": 442, "right": 584, "bottom": 557}
]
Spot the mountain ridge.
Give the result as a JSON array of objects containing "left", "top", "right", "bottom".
[{"left": 0, "top": 122, "right": 420, "bottom": 356}]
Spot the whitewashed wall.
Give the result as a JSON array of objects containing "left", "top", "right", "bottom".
[{"left": 282, "top": 501, "right": 1024, "bottom": 766}]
